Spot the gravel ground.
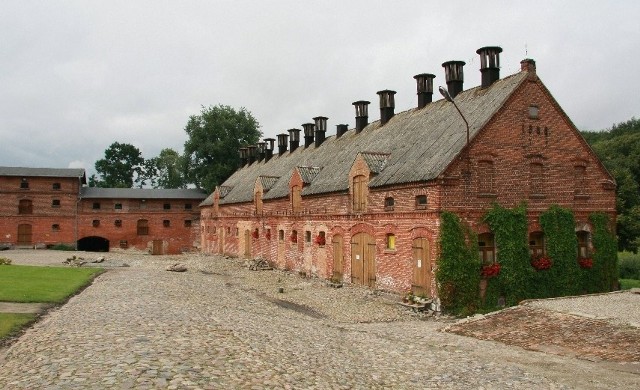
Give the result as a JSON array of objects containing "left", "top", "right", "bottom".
[
  {"left": 524, "top": 291, "right": 640, "bottom": 328},
  {"left": 0, "top": 249, "right": 639, "bottom": 389}
]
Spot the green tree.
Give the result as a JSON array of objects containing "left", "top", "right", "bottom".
[
  {"left": 183, "top": 105, "right": 261, "bottom": 192},
  {"left": 93, "top": 142, "right": 145, "bottom": 188},
  {"left": 149, "top": 148, "right": 186, "bottom": 189},
  {"left": 582, "top": 117, "right": 640, "bottom": 252}
]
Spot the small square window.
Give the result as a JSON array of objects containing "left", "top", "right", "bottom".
[
  {"left": 52, "top": 183, "right": 61, "bottom": 190},
  {"left": 528, "top": 105, "right": 539, "bottom": 119},
  {"left": 20, "top": 179, "right": 29, "bottom": 189},
  {"left": 415, "top": 195, "right": 427, "bottom": 209},
  {"left": 92, "top": 202, "right": 101, "bottom": 210},
  {"left": 115, "top": 219, "right": 122, "bottom": 228},
  {"left": 184, "top": 220, "right": 192, "bottom": 228},
  {"left": 92, "top": 219, "right": 100, "bottom": 227},
  {"left": 163, "top": 203, "right": 171, "bottom": 210},
  {"left": 305, "top": 230, "right": 311, "bottom": 243},
  {"left": 384, "top": 197, "right": 394, "bottom": 211},
  {"left": 51, "top": 199, "right": 61, "bottom": 208},
  {"left": 185, "top": 203, "right": 193, "bottom": 210},
  {"left": 163, "top": 220, "right": 171, "bottom": 227},
  {"left": 52, "top": 224, "right": 60, "bottom": 232},
  {"left": 114, "top": 203, "right": 122, "bottom": 210}
]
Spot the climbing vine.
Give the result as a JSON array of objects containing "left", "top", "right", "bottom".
[
  {"left": 436, "top": 211, "right": 481, "bottom": 316},
  {"left": 588, "top": 212, "right": 618, "bottom": 292},
  {"left": 539, "top": 205, "right": 580, "bottom": 297},
  {"left": 483, "top": 203, "right": 533, "bottom": 307}
]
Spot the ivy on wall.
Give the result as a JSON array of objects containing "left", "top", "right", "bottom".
[
  {"left": 483, "top": 203, "right": 533, "bottom": 306},
  {"left": 436, "top": 211, "right": 481, "bottom": 316},
  {"left": 588, "top": 212, "right": 618, "bottom": 292},
  {"left": 539, "top": 205, "right": 580, "bottom": 297}
]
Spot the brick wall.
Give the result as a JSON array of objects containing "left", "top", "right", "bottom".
[{"left": 202, "top": 72, "right": 616, "bottom": 296}]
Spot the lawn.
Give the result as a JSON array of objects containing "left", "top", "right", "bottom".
[
  {"left": 620, "top": 278, "right": 640, "bottom": 290},
  {"left": 0, "top": 265, "right": 103, "bottom": 303},
  {"left": 0, "top": 313, "right": 36, "bottom": 340}
]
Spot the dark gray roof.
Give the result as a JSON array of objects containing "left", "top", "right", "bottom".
[
  {"left": 259, "top": 176, "right": 280, "bottom": 190},
  {"left": 81, "top": 187, "right": 207, "bottom": 200},
  {"left": 296, "top": 167, "right": 322, "bottom": 184},
  {"left": 219, "top": 71, "right": 528, "bottom": 205},
  {"left": 0, "top": 166, "right": 86, "bottom": 179}
]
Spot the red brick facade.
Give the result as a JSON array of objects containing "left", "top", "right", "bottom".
[
  {"left": 0, "top": 168, "right": 206, "bottom": 254},
  {"left": 200, "top": 54, "right": 616, "bottom": 297}
]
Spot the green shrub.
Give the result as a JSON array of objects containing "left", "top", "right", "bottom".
[
  {"left": 483, "top": 203, "right": 533, "bottom": 307},
  {"left": 0, "top": 258, "right": 11, "bottom": 265},
  {"left": 620, "top": 278, "right": 640, "bottom": 289},
  {"left": 618, "top": 252, "right": 640, "bottom": 280},
  {"left": 589, "top": 213, "right": 619, "bottom": 291},
  {"left": 540, "top": 205, "right": 580, "bottom": 296},
  {"left": 436, "top": 211, "right": 481, "bottom": 316}
]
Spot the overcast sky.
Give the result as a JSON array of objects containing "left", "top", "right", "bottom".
[{"left": 1, "top": 1, "right": 638, "bottom": 176}]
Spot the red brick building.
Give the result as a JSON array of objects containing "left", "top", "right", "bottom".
[
  {"left": 0, "top": 167, "right": 206, "bottom": 254},
  {"left": 200, "top": 47, "right": 616, "bottom": 296}
]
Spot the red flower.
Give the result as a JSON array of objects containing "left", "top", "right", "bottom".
[
  {"left": 265, "top": 230, "right": 271, "bottom": 240},
  {"left": 531, "top": 255, "right": 552, "bottom": 271},
  {"left": 290, "top": 233, "right": 297, "bottom": 243},
  {"left": 314, "top": 235, "right": 326, "bottom": 246},
  {"left": 481, "top": 263, "right": 501, "bottom": 278},
  {"left": 251, "top": 230, "right": 259, "bottom": 239},
  {"left": 578, "top": 258, "right": 593, "bottom": 269}
]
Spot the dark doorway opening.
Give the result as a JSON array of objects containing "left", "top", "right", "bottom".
[{"left": 77, "top": 236, "right": 110, "bottom": 252}]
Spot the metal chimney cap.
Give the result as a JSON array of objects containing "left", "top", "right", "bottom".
[{"left": 476, "top": 46, "right": 503, "bottom": 55}]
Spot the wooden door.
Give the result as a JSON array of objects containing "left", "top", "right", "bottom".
[
  {"left": 412, "top": 237, "right": 431, "bottom": 296},
  {"left": 17, "top": 224, "right": 32, "bottom": 245},
  {"left": 351, "top": 233, "right": 376, "bottom": 287},
  {"left": 152, "top": 240, "right": 164, "bottom": 255},
  {"left": 244, "top": 229, "right": 251, "bottom": 258},
  {"left": 332, "top": 234, "right": 344, "bottom": 281}
]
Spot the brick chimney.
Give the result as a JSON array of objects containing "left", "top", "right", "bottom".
[
  {"left": 442, "top": 60, "right": 465, "bottom": 98},
  {"left": 288, "top": 128, "right": 300, "bottom": 152},
  {"left": 377, "top": 90, "right": 396, "bottom": 125},
  {"left": 247, "top": 145, "right": 257, "bottom": 165},
  {"left": 264, "top": 138, "right": 275, "bottom": 161},
  {"left": 477, "top": 46, "right": 502, "bottom": 88},
  {"left": 521, "top": 58, "right": 536, "bottom": 73},
  {"left": 314, "top": 116, "right": 328, "bottom": 147},
  {"left": 353, "top": 100, "right": 370, "bottom": 133},
  {"left": 238, "top": 147, "right": 248, "bottom": 167},
  {"left": 277, "top": 133, "right": 289, "bottom": 156},
  {"left": 336, "top": 124, "right": 348, "bottom": 138},
  {"left": 302, "top": 123, "right": 315, "bottom": 148},
  {"left": 413, "top": 73, "right": 435, "bottom": 109},
  {"left": 257, "top": 142, "right": 266, "bottom": 162}
]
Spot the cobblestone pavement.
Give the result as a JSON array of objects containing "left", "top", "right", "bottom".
[{"left": 1, "top": 250, "right": 639, "bottom": 389}]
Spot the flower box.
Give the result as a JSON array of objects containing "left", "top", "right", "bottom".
[
  {"left": 578, "top": 257, "right": 593, "bottom": 269},
  {"left": 481, "top": 263, "right": 501, "bottom": 278},
  {"left": 531, "top": 256, "right": 552, "bottom": 271}
]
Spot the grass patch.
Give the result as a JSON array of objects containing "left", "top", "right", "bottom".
[
  {"left": 620, "top": 279, "right": 640, "bottom": 289},
  {"left": 0, "top": 265, "right": 103, "bottom": 303},
  {"left": 0, "top": 313, "right": 37, "bottom": 340}
]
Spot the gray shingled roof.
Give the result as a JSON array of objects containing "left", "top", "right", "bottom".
[
  {"left": 259, "top": 176, "right": 280, "bottom": 190},
  {"left": 0, "top": 166, "right": 86, "bottom": 180},
  {"left": 219, "top": 71, "right": 528, "bottom": 205},
  {"left": 81, "top": 187, "right": 207, "bottom": 200},
  {"left": 297, "top": 167, "right": 322, "bottom": 184}
]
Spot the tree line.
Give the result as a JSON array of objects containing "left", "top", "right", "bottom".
[
  {"left": 582, "top": 117, "right": 640, "bottom": 253},
  {"left": 89, "top": 104, "right": 261, "bottom": 192}
]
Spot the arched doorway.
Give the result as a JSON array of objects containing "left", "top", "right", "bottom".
[
  {"left": 351, "top": 232, "right": 376, "bottom": 287},
  {"left": 412, "top": 237, "right": 432, "bottom": 296},
  {"left": 332, "top": 234, "right": 344, "bottom": 282},
  {"left": 77, "top": 236, "right": 109, "bottom": 252}
]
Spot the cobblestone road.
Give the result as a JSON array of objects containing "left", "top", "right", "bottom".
[{"left": 1, "top": 250, "right": 639, "bottom": 389}]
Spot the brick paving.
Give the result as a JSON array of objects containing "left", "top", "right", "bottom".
[
  {"left": 446, "top": 306, "right": 640, "bottom": 363},
  {"left": 1, "top": 250, "right": 639, "bottom": 389}
]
